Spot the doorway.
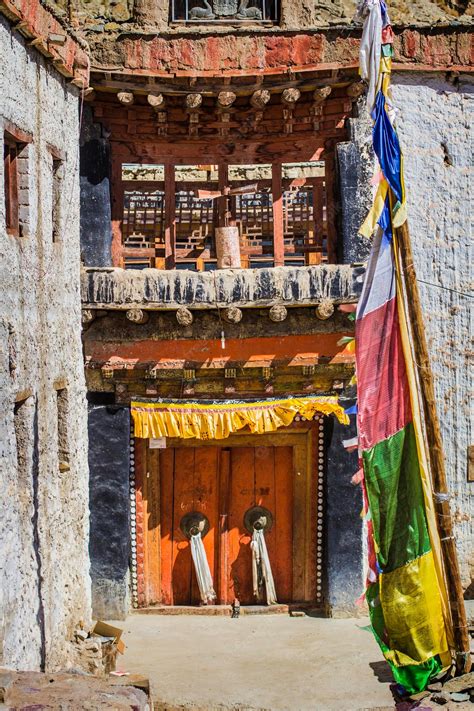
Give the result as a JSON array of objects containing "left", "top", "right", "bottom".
[{"left": 133, "top": 425, "right": 321, "bottom": 608}]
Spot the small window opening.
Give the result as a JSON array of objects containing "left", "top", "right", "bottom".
[
  {"left": 3, "top": 130, "right": 29, "bottom": 237},
  {"left": 56, "top": 388, "right": 70, "bottom": 472},
  {"left": 52, "top": 157, "right": 63, "bottom": 242}
]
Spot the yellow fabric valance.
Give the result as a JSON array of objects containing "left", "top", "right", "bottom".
[{"left": 131, "top": 396, "right": 349, "bottom": 441}]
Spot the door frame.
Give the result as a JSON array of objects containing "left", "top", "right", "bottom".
[{"left": 133, "top": 420, "right": 321, "bottom": 607}]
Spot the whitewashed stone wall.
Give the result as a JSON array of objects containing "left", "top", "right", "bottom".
[
  {"left": 0, "top": 17, "right": 91, "bottom": 670},
  {"left": 392, "top": 73, "right": 473, "bottom": 589}
]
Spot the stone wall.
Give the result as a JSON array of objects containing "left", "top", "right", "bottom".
[
  {"left": 391, "top": 73, "right": 473, "bottom": 591},
  {"left": 52, "top": 0, "right": 471, "bottom": 32},
  {"left": 88, "top": 405, "right": 131, "bottom": 620},
  {"left": 0, "top": 17, "right": 91, "bottom": 670}
]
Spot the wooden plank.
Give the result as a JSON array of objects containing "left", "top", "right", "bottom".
[
  {"left": 274, "top": 445, "right": 293, "bottom": 602},
  {"left": 305, "top": 429, "right": 317, "bottom": 601},
  {"left": 272, "top": 163, "right": 284, "bottom": 267},
  {"left": 171, "top": 447, "right": 195, "bottom": 604},
  {"left": 292, "top": 442, "right": 308, "bottom": 601},
  {"left": 159, "top": 448, "right": 175, "bottom": 605},
  {"left": 145, "top": 446, "right": 162, "bottom": 604},
  {"left": 228, "top": 447, "right": 254, "bottom": 604},
  {"left": 191, "top": 446, "right": 219, "bottom": 604},
  {"left": 164, "top": 162, "right": 176, "bottom": 269},
  {"left": 217, "top": 448, "right": 231, "bottom": 604}
]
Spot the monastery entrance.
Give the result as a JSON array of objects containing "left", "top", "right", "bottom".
[{"left": 133, "top": 424, "right": 322, "bottom": 609}]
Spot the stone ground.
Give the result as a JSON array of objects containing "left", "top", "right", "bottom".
[{"left": 109, "top": 614, "right": 397, "bottom": 711}]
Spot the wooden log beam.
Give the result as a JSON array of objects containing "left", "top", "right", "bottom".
[
  {"left": 281, "top": 87, "right": 301, "bottom": 105},
  {"left": 147, "top": 93, "right": 165, "bottom": 109},
  {"left": 117, "top": 90, "right": 134, "bottom": 105},
  {"left": 313, "top": 86, "right": 332, "bottom": 103},
  {"left": 395, "top": 220, "right": 472, "bottom": 674},
  {"left": 186, "top": 93, "right": 203, "bottom": 109},
  {"left": 250, "top": 89, "right": 270, "bottom": 109},
  {"left": 217, "top": 90, "right": 236, "bottom": 108}
]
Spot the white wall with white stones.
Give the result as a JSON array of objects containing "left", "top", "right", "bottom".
[
  {"left": 0, "top": 17, "right": 91, "bottom": 670},
  {"left": 392, "top": 73, "right": 473, "bottom": 591}
]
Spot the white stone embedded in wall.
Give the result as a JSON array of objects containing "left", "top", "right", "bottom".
[
  {"left": 392, "top": 73, "right": 473, "bottom": 588},
  {"left": 0, "top": 16, "right": 91, "bottom": 671}
]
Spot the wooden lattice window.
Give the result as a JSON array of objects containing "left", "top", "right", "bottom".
[{"left": 117, "top": 161, "right": 334, "bottom": 270}]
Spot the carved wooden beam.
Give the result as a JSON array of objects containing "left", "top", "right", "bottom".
[
  {"left": 148, "top": 93, "right": 167, "bottom": 136},
  {"left": 311, "top": 86, "right": 332, "bottom": 132},
  {"left": 250, "top": 89, "right": 270, "bottom": 130},
  {"left": 216, "top": 91, "right": 236, "bottom": 138},
  {"left": 186, "top": 93, "right": 203, "bottom": 137},
  {"left": 269, "top": 304, "right": 287, "bottom": 322},
  {"left": 281, "top": 87, "right": 300, "bottom": 135}
]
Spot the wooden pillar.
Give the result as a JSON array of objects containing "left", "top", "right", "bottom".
[
  {"left": 272, "top": 162, "right": 284, "bottom": 267},
  {"left": 110, "top": 154, "right": 124, "bottom": 267},
  {"left": 395, "top": 220, "right": 471, "bottom": 673},
  {"left": 218, "top": 163, "right": 228, "bottom": 228},
  {"left": 164, "top": 162, "right": 176, "bottom": 269},
  {"left": 324, "top": 147, "right": 338, "bottom": 264},
  {"left": 310, "top": 179, "right": 324, "bottom": 265}
]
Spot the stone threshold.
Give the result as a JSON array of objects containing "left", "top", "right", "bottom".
[{"left": 133, "top": 603, "right": 324, "bottom": 616}]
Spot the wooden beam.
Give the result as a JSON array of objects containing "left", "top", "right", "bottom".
[
  {"left": 164, "top": 162, "right": 176, "bottom": 269},
  {"left": 272, "top": 162, "right": 284, "bottom": 267},
  {"left": 250, "top": 88, "right": 270, "bottom": 108}
]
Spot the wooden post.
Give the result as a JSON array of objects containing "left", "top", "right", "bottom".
[
  {"left": 110, "top": 154, "right": 124, "bottom": 267},
  {"left": 164, "top": 162, "right": 176, "bottom": 269},
  {"left": 218, "top": 163, "right": 228, "bottom": 228},
  {"left": 324, "top": 148, "right": 338, "bottom": 264},
  {"left": 272, "top": 162, "right": 284, "bottom": 267},
  {"left": 395, "top": 220, "right": 471, "bottom": 674},
  {"left": 218, "top": 448, "right": 231, "bottom": 604}
]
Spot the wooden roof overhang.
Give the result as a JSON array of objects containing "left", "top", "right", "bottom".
[{"left": 89, "top": 67, "right": 365, "bottom": 164}]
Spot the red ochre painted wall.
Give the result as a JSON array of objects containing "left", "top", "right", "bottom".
[{"left": 85, "top": 332, "right": 355, "bottom": 370}]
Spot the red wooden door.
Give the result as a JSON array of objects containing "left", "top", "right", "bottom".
[{"left": 160, "top": 444, "right": 293, "bottom": 605}]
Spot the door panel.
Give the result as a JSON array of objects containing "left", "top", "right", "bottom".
[
  {"left": 160, "top": 442, "right": 294, "bottom": 605},
  {"left": 228, "top": 447, "right": 254, "bottom": 604}
]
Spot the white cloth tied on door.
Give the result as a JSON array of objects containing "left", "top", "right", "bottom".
[
  {"left": 250, "top": 528, "right": 277, "bottom": 605},
  {"left": 190, "top": 532, "right": 216, "bottom": 604}
]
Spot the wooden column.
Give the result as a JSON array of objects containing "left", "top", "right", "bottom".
[
  {"left": 164, "top": 162, "right": 176, "bottom": 269},
  {"left": 272, "top": 162, "right": 284, "bottom": 267},
  {"left": 310, "top": 179, "right": 324, "bottom": 265},
  {"left": 324, "top": 146, "right": 338, "bottom": 264},
  {"left": 110, "top": 154, "right": 124, "bottom": 267},
  {"left": 395, "top": 220, "right": 471, "bottom": 673},
  {"left": 218, "top": 163, "right": 228, "bottom": 228}
]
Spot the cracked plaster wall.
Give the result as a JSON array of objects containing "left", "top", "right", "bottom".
[
  {"left": 391, "top": 73, "right": 473, "bottom": 590},
  {"left": 0, "top": 18, "right": 91, "bottom": 671}
]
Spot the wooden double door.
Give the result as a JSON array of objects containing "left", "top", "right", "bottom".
[{"left": 135, "top": 428, "right": 319, "bottom": 607}]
